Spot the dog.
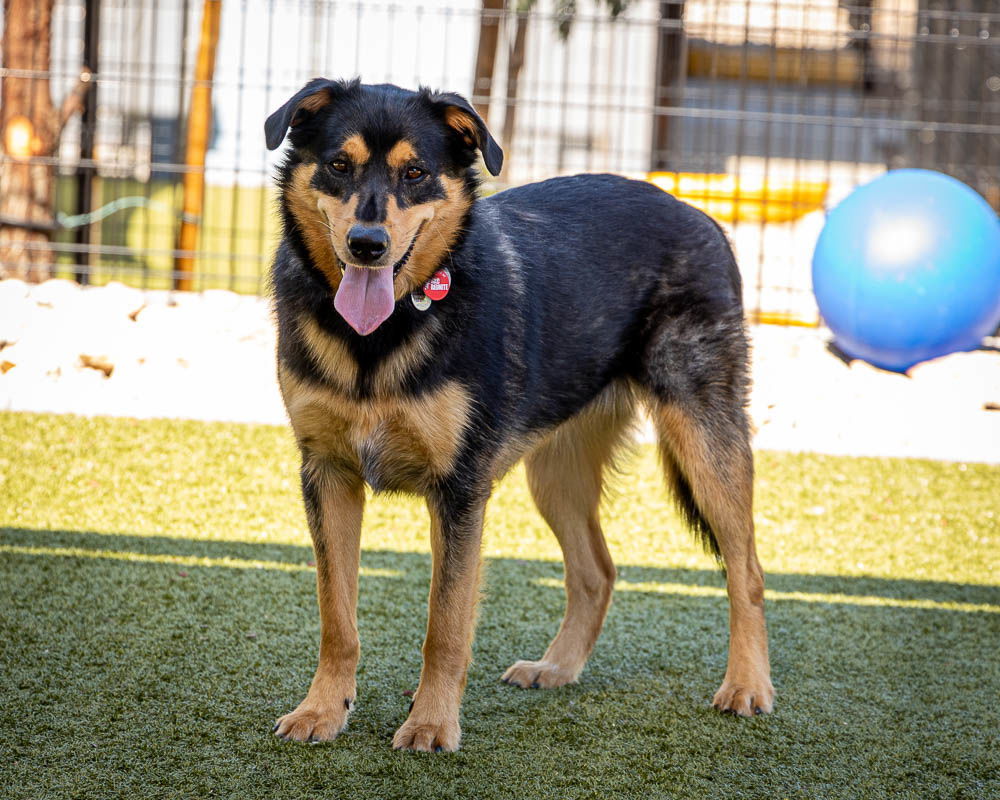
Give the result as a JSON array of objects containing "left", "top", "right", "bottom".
[{"left": 264, "top": 78, "right": 773, "bottom": 753}]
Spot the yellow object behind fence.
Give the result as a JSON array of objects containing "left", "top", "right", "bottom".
[{"left": 647, "top": 172, "right": 828, "bottom": 224}]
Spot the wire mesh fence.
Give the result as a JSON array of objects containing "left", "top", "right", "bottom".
[{"left": 1, "top": 0, "right": 998, "bottom": 323}]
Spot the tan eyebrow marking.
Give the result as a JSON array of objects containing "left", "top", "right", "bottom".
[
  {"left": 387, "top": 140, "right": 418, "bottom": 170},
  {"left": 340, "top": 134, "right": 370, "bottom": 165}
]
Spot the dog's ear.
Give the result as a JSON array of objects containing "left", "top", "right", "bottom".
[
  {"left": 265, "top": 78, "right": 352, "bottom": 151},
  {"left": 426, "top": 91, "right": 504, "bottom": 176}
]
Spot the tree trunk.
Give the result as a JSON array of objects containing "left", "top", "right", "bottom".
[
  {"left": 0, "top": 0, "right": 58, "bottom": 280},
  {"left": 500, "top": 7, "right": 530, "bottom": 181},
  {"left": 472, "top": 0, "right": 505, "bottom": 123}
]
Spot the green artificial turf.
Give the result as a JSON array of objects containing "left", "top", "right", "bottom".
[{"left": 1, "top": 412, "right": 998, "bottom": 799}]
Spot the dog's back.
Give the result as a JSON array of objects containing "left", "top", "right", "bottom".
[{"left": 433, "top": 173, "right": 747, "bottom": 436}]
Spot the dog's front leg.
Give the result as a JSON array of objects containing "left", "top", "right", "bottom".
[
  {"left": 274, "top": 463, "right": 364, "bottom": 742},
  {"left": 393, "top": 489, "right": 486, "bottom": 753}
]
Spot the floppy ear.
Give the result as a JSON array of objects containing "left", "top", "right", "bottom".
[
  {"left": 427, "top": 92, "right": 504, "bottom": 177},
  {"left": 264, "top": 78, "right": 350, "bottom": 151}
]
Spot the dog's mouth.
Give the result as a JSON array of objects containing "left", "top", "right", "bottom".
[
  {"left": 333, "top": 222, "right": 425, "bottom": 336},
  {"left": 335, "top": 223, "right": 423, "bottom": 278}
]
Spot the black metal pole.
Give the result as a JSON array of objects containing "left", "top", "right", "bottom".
[
  {"left": 175, "top": 0, "right": 191, "bottom": 163},
  {"left": 650, "top": 0, "right": 686, "bottom": 172},
  {"left": 74, "top": 0, "right": 101, "bottom": 284}
]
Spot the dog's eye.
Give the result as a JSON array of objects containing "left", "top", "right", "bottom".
[
  {"left": 404, "top": 166, "right": 426, "bottom": 183},
  {"left": 329, "top": 159, "right": 349, "bottom": 174}
]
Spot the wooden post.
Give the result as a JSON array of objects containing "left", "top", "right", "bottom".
[
  {"left": 472, "top": 0, "right": 505, "bottom": 122},
  {"left": 499, "top": 5, "right": 530, "bottom": 181},
  {"left": 0, "top": 0, "right": 58, "bottom": 280},
  {"left": 174, "top": 0, "right": 223, "bottom": 292}
]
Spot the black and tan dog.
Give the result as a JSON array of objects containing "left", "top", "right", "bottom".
[{"left": 264, "top": 78, "right": 773, "bottom": 752}]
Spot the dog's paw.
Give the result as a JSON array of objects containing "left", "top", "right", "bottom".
[
  {"left": 501, "top": 659, "right": 578, "bottom": 689},
  {"left": 392, "top": 715, "right": 461, "bottom": 753},
  {"left": 712, "top": 677, "right": 774, "bottom": 717},
  {"left": 273, "top": 698, "right": 352, "bottom": 743}
]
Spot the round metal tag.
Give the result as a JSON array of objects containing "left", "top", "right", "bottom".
[{"left": 411, "top": 291, "right": 432, "bottom": 311}]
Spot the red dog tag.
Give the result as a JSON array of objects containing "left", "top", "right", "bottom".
[{"left": 423, "top": 268, "right": 451, "bottom": 301}]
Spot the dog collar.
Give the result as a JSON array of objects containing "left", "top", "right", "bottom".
[{"left": 411, "top": 267, "right": 451, "bottom": 311}]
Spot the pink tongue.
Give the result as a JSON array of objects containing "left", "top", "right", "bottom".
[{"left": 334, "top": 265, "right": 396, "bottom": 335}]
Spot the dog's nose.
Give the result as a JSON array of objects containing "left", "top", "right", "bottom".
[{"left": 346, "top": 225, "right": 389, "bottom": 264}]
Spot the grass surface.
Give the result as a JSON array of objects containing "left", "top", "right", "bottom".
[{"left": 1, "top": 412, "right": 998, "bottom": 799}]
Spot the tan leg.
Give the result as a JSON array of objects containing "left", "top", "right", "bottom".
[
  {"left": 652, "top": 402, "right": 773, "bottom": 716},
  {"left": 393, "top": 492, "right": 486, "bottom": 752},
  {"left": 502, "top": 401, "right": 631, "bottom": 690},
  {"left": 274, "top": 463, "right": 364, "bottom": 741}
]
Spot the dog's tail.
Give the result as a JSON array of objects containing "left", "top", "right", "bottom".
[
  {"left": 660, "top": 449, "right": 722, "bottom": 561},
  {"left": 647, "top": 396, "right": 755, "bottom": 567}
]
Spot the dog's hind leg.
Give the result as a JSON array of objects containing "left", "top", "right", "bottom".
[
  {"left": 501, "top": 386, "right": 634, "bottom": 690},
  {"left": 635, "top": 261, "right": 773, "bottom": 714},
  {"left": 649, "top": 393, "right": 774, "bottom": 716}
]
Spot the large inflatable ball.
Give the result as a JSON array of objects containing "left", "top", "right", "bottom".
[{"left": 812, "top": 169, "right": 1000, "bottom": 372}]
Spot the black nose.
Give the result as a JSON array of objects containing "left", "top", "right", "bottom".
[{"left": 346, "top": 225, "right": 389, "bottom": 264}]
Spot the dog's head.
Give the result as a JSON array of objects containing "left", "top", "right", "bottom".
[{"left": 266, "top": 79, "right": 503, "bottom": 335}]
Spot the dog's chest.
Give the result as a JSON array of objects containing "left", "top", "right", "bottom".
[
  {"left": 282, "top": 375, "right": 472, "bottom": 492},
  {"left": 352, "top": 409, "right": 439, "bottom": 492}
]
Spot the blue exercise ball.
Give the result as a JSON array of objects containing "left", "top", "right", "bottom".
[{"left": 812, "top": 169, "right": 1000, "bottom": 372}]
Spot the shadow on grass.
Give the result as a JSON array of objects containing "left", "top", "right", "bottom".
[
  {"left": 2, "top": 526, "right": 998, "bottom": 608},
  {"left": 2, "top": 526, "right": 999, "bottom": 800}
]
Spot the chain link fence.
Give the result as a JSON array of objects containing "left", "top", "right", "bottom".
[{"left": 1, "top": 0, "right": 998, "bottom": 323}]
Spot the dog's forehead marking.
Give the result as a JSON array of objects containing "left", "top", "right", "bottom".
[
  {"left": 340, "top": 134, "right": 370, "bottom": 165},
  {"left": 387, "top": 140, "right": 418, "bottom": 170}
]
